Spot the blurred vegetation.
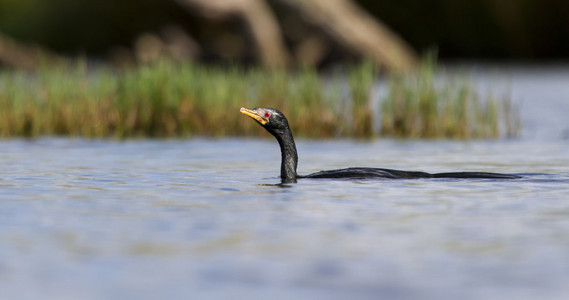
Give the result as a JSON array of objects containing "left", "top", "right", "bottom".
[
  {"left": 381, "top": 58, "right": 520, "bottom": 138},
  {"left": 357, "top": 0, "right": 569, "bottom": 59},
  {"left": 1, "top": 0, "right": 567, "bottom": 64},
  {"left": 0, "top": 58, "right": 519, "bottom": 139},
  {"left": 0, "top": 1, "right": 530, "bottom": 140}
]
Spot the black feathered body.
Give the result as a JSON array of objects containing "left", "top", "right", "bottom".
[
  {"left": 240, "top": 107, "right": 521, "bottom": 182},
  {"left": 301, "top": 167, "right": 520, "bottom": 179}
]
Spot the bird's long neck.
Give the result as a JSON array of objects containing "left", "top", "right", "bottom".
[{"left": 274, "top": 128, "right": 298, "bottom": 181}]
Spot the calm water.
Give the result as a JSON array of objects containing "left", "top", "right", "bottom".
[{"left": 1, "top": 67, "right": 569, "bottom": 299}]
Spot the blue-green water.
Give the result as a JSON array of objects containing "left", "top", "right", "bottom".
[{"left": 1, "top": 67, "right": 569, "bottom": 299}]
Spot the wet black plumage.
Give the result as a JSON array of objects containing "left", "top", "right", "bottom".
[{"left": 240, "top": 107, "right": 520, "bottom": 182}]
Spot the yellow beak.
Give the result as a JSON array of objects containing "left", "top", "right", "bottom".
[{"left": 240, "top": 107, "right": 269, "bottom": 125}]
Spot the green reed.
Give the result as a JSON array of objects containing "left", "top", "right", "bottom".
[
  {"left": 0, "top": 58, "right": 519, "bottom": 138},
  {"left": 380, "top": 59, "right": 518, "bottom": 138}
]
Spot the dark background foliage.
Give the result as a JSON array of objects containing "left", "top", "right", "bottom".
[{"left": 1, "top": 0, "right": 568, "bottom": 62}]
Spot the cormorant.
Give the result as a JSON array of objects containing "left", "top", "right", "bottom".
[{"left": 240, "top": 107, "right": 521, "bottom": 182}]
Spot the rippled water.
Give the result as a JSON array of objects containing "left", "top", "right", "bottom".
[{"left": 1, "top": 67, "right": 569, "bottom": 299}]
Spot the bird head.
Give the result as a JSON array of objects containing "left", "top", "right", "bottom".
[{"left": 240, "top": 107, "right": 290, "bottom": 135}]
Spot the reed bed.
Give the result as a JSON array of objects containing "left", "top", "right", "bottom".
[
  {"left": 0, "top": 59, "right": 519, "bottom": 138},
  {"left": 381, "top": 60, "right": 520, "bottom": 138}
]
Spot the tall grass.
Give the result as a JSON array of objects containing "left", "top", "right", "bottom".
[
  {"left": 381, "top": 59, "right": 519, "bottom": 138},
  {"left": 348, "top": 60, "right": 376, "bottom": 137},
  {"left": 0, "top": 59, "right": 519, "bottom": 138}
]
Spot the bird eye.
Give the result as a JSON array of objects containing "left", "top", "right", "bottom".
[{"left": 264, "top": 112, "right": 271, "bottom": 118}]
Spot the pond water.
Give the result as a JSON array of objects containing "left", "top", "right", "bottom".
[{"left": 1, "top": 67, "right": 569, "bottom": 299}]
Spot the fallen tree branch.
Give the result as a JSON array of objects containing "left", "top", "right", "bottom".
[{"left": 278, "top": 0, "right": 419, "bottom": 72}]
